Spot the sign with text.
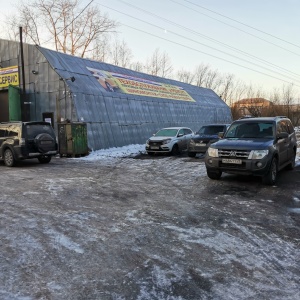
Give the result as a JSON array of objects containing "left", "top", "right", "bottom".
[
  {"left": 87, "top": 67, "right": 195, "bottom": 102},
  {"left": 0, "top": 66, "right": 19, "bottom": 89}
]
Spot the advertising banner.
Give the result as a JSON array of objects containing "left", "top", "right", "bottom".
[
  {"left": 87, "top": 67, "right": 195, "bottom": 102},
  {"left": 0, "top": 66, "right": 19, "bottom": 89}
]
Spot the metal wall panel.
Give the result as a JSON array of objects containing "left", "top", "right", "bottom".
[{"left": 0, "top": 39, "right": 232, "bottom": 150}]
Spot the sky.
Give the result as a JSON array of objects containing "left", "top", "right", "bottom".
[{"left": 1, "top": 0, "right": 300, "bottom": 94}]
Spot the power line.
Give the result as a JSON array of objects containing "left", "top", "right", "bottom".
[
  {"left": 182, "top": 0, "right": 300, "bottom": 50},
  {"left": 121, "top": 23, "right": 300, "bottom": 88},
  {"left": 114, "top": 0, "right": 300, "bottom": 80},
  {"left": 41, "top": 0, "right": 94, "bottom": 45},
  {"left": 170, "top": 0, "right": 300, "bottom": 58},
  {"left": 98, "top": 2, "right": 300, "bottom": 86}
]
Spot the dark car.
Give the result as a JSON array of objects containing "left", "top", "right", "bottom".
[
  {"left": 0, "top": 121, "right": 58, "bottom": 167},
  {"left": 205, "top": 116, "right": 297, "bottom": 185},
  {"left": 187, "top": 124, "right": 230, "bottom": 157}
]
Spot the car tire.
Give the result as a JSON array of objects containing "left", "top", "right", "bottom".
[
  {"left": 171, "top": 144, "right": 180, "bottom": 156},
  {"left": 188, "top": 152, "right": 196, "bottom": 158},
  {"left": 4, "top": 148, "right": 16, "bottom": 167},
  {"left": 262, "top": 157, "right": 278, "bottom": 185},
  {"left": 286, "top": 151, "right": 296, "bottom": 170},
  {"left": 34, "top": 133, "right": 55, "bottom": 153},
  {"left": 38, "top": 156, "right": 52, "bottom": 164},
  {"left": 207, "top": 169, "right": 222, "bottom": 180}
]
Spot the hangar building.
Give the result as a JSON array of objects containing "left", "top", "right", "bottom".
[{"left": 0, "top": 38, "right": 232, "bottom": 151}]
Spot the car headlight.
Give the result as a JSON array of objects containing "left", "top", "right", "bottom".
[
  {"left": 207, "top": 147, "right": 218, "bottom": 157},
  {"left": 146, "top": 139, "right": 150, "bottom": 146},
  {"left": 248, "top": 150, "right": 269, "bottom": 160},
  {"left": 189, "top": 139, "right": 195, "bottom": 145},
  {"left": 162, "top": 139, "right": 171, "bottom": 145}
]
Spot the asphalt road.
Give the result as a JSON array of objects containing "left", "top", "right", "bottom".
[{"left": 0, "top": 154, "right": 299, "bottom": 300}]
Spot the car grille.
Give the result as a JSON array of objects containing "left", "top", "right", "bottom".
[
  {"left": 218, "top": 149, "right": 250, "bottom": 159},
  {"left": 218, "top": 149, "right": 249, "bottom": 169},
  {"left": 149, "top": 141, "right": 163, "bottom": 146}
]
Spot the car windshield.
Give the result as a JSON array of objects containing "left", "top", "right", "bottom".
[
  {"left": 155, "top": 129, "right": 178, "bottom": 137},
  {"left": 225, "top": 122, "right": 274, "bottom": 138},
  {"left": 197, "top": 126, "right": 225, "bottom": 135}
]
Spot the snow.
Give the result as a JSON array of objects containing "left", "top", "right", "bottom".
[{"left": 80, "top": 144, "right": 146, "bottom": 160}]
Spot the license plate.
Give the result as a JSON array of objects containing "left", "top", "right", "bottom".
[
  {"left": 150, "top": 146, "right": 159, "bottom": 150},
  {"left": 222, "top": 158, "right": 242, "bottom": 164},
  {"left": 195, "top": 143, "right": 206, "bottom": 146}
]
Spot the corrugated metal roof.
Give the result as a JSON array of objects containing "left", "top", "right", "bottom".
[{"left": 37, "top": 46, "right": 232, "bottom": 150}]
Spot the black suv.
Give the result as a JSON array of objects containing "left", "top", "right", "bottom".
[
  {"left": 205, "top": 116, "right": 297, "bottom": 185},
  {"left": 187, "top": 124, "right": 230, "bottom": 157},
  {"left": 0, "top": 121, "right": 58, "bottom": 167}
]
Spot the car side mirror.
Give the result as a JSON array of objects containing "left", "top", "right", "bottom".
[
  {"left": 277, "top": 132, "right": 288, "bottom": 139},
  {"left": 177, "top": 133, "right": 184, "bottom": 137},
  {"left": 218, "top": 132, "right": 224, "bottom": 138}
]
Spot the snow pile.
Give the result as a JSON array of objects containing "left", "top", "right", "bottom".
[{"left": 80, "top": 144, "right": 146, "bottom": 160}]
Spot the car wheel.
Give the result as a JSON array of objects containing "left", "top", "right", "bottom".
[
  {"left": 207, "top": 169, "right": 222, "bottom": 180},
  {"left": 38, "top": 156, "right": 52, "bottom": 164},
  {"left": 171, "top": 144, "right": 180, "bottom": 155},
  {"left": 286, "top": 151, "right": 296, "bottom": 170},
  {"left": 262, "top": 157, "right": 278, "bottom": 185},
  {"left": 4, "top": 148, "right": 16, "bottom": 167},
  {"left": 188, "top": 152, "right": 196, "bottom": 158},
  {"left": 34, "top": 133, "right": 55, "bottom": 153}
]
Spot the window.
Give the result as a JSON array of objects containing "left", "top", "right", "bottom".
[
  {"left": 277, "top": 121, "right": 289, "bottom": 134},
  {"left": 184, "top": 128, "right": 192, "bottom": 135},
  {"left": 7, "top": 126, "right": 19, "bottom": 137},
  {"left": 0, "top": 128, "right": 7, "bottom": 137}
]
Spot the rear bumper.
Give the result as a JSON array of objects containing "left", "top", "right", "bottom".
[{"left": 13, "top": 146, "right": 58, "bottom": 160}]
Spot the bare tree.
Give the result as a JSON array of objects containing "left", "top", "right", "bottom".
[
  {"left": 7, "top": 0, "right": 117, "bottom": 57},
  {"left": 129, "top": 61, "right": 145, "bottom": 73},
  {"left": 108, "top": 38, "right": 133, "bottom": 68},
  {"left": 176, "top": 68, "right": 195, "bottom": 84},
  {"left": 193, "top": 63, "right": 210, "bottom": 87},
  {"left": 145, "top": 48, "right": 173, "bottom": 78},
  {"left": 217, "top": 73, "right": 234, "bottom": 103},
  {"left": 90, "top": 35, "right": 111, "bottom": 62},
  {"left": 282, "top": 84, "right": 295, "bottom": 118}
]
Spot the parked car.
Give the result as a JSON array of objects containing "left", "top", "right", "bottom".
[
  {"left": 146, "top": 127, "right": 194, "bottom": 155},
  {"left": 187, "top": 124, "right": 230, "bottom": 157},
  {"left": 0, "top": 121, "right": 58, "bottom": 167},
  {"left": 205, "top": 116, "right": 297, "bottom": 185}
]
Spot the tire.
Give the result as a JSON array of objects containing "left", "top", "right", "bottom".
[
  {"left": 188, "top": 152, "right": 197, "bottom": 158},
  {"left": 207, "top": 169, "right": 222, "bottom": 180},
  {"left": 4, "top": 148, "right": 16, "bottom": 167},
  {"left": 171, "top": 144, "right": 180, "bottom": 156},
  {"left": 286, "top": 151, "right": 296, "bottom": 170},
  {"left": 262, "top": 157, "right": 278, "bottom": 185},
  {"left": 34, "top": 133, "right": 55, "bottom": 153},
  {"left": 38, "top": 156, "right": 52, "bottom": 164}
]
